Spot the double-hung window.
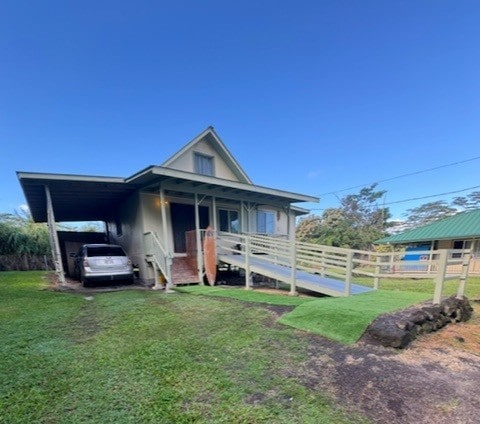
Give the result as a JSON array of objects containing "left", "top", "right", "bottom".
[
  {"left": 256, "top": 210, "right": 275, "bottom": 234},
  {"left": 194, "top": 152, "right": 214, "bottom": 176}
]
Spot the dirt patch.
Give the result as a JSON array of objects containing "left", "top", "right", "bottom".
[
  {"left": 46, "top": 272, "right": 150, "bottom": 293},
  {"left": 292, "top": 303, "right": 480, "bottom": 424}
]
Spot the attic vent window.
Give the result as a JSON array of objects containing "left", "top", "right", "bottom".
[{"left": 194, "top": 152, "right": 214, "bottom": 176}]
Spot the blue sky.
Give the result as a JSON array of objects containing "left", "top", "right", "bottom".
[{"left": 1, "top": 0, "right": 479, "bottom": 220}]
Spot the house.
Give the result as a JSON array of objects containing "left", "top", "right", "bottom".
[
  {"left": 18, "top": 127, "right": 319, "bottom": 286},
  {"left": 376, "top": 209, "right": 480, "bottom": 273}
]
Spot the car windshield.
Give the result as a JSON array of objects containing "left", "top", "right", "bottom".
[{"left": 86, "top": 246, "right": 126, "bottom": 257}]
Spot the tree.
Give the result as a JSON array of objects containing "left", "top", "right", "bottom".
[
  {"left": 403, "top": 201, "right": 457, "bottom": 229},
  {"left": 296, "top": 184, "right": 391, "bottom": 250},
  {"left": 452, "top": 191, "right": 480, "bottom": 211}
]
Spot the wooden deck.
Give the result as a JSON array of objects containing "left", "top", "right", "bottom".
[{"left": 218, "top": 253, "right": 373, "bottom": 297}]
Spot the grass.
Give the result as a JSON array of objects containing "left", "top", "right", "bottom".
[
  {"left": 0, "top": 271, "right": 366, "bottom": 424},
  {"left": 175, "top": 275, "right": 480, "bottom": 344},
  {"left": 356, "top": 275, "right": 480, "bottom": 299},
  {"left": 175, "top": 285, "right": 313, "bottom": 306},
  {"left": 279, "top": 290, "right": 431, "bottom": 344}
]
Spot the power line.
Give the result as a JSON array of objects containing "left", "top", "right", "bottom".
[
  {"left": 383, "top": 184, "right": 480, "bottom": 206},
  {"left": 317, "top": 154, "right": 480, "bottom": 196},
  {"left": 309, "top": 184, "right": 480, "bottom": 211}
]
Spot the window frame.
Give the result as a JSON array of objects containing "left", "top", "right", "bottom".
[
  {"left": 256, "top": 209, "right": 276, "bottom": 235},
  {"left": 218, "top": 209, "right": 239, "bottom": 233},
  {"left": 193, "top": 152, "right": 215, "bottom": 176}
]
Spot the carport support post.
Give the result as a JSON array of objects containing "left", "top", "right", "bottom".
[
  {"left": 194, "top": 193, "right": 204, "bottom": 285},
  {"left": 45, "top": 185, "right": 65, "bottom": 285}
]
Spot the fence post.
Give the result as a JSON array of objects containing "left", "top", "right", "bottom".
[
  {"left": 389, "top": 250, "right": 395, "bottom": 274},
  {"left": 433, "top": 249, "right": 448, "bottom": 305},
  {"left": 245, "top": 235, "right": 251, "bottom": 290},
  {"left": 456, "top": 250, "right": 472, "bottom": 299},
  {"left": 289, "top": 241, "right": 297, "bottom": 296},
  {"left": 344, "top": 251, "right": 353, "bottom": 296},
  {"left": 320, "top": 249, "right": 326, "bottom": 277},
  {"left": 373, "top": 255, "right": 381, "bottom": 290}
]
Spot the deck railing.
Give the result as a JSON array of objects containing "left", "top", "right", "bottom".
[
  {"left": 144, "top": 231, "right": 173, "bottom": 286},
  {"left": 216, "top": 232, "right": 473, "bottom": 303}
]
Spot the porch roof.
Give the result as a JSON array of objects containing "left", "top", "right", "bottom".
[{"left": 18, "top": 167, "right": 318, "bottom": 223}]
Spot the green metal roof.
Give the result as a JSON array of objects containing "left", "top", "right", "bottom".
[{"left": 376, "top": 209, "right": 480, "bottom": 244}]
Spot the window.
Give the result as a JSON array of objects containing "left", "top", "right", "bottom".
[
  {"left": 219, "top": 209, "right": 239, "bottom": 233},
  {"left": 257, "top": 210, "right": 275, "bottom": 234},
  {"left": 194, "top": 152, "right": 214, "bottom": 176},
  {"left": 451, "top": 240, "right": 471, "bottom": 258}
]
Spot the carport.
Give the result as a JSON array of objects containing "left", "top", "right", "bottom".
[{"left": 17, "top": 172, "right": 139, "bottom": 284}]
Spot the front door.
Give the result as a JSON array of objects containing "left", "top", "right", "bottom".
[{"left": 170, "top": 203, "right": 209, "bottom": 253}]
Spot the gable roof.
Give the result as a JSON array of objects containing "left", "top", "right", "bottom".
[
  {"left": 161, "top": 127, "right": 253, "bottom": 184},
  {"left": 376, "top": 209, "right": 480, "bottom": 244}
]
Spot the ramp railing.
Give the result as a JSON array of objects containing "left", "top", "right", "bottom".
[{"left": 216, "top": 232, "right": 473, "bottom": 302}]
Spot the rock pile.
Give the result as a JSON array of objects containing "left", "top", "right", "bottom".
[{"left": 364, "top": 295, "right": 473, "bottom": 349}]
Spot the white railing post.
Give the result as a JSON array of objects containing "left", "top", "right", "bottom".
[
  {"left": 373, "top": 255, "right": 381, "bottom": 290},
  {"left": 433, "top": 249, "right": 449, "bottom": 305},
  {"left": 245, "top": 234, "right": 251, "bottom": 290},
  {"left": 289, "top": 241, "right": 297, "bottom": 296},
  {"left": 344, "top": 251, "right": 353, "bottom": 296},
  {"left": 320, "top": 249, "right": 326, "bottom": 277},
  {"left": 194, "top": 194, "right": 204, "bottom": 285},
  {"left": 456, "top": 249, "right": 472, "bottom": 299}
]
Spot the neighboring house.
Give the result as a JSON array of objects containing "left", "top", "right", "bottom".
[
  {"left": 18, "top": 127, "right": 318, "bottom": 285},
  {"left": 376, "top": 209, "right": 480, "bottom": 273}
]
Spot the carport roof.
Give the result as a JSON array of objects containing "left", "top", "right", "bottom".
[{"left": 18, "top": 167, "right": 318, "bottom": 223}]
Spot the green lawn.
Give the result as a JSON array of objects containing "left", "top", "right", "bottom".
[
  {"left": 279, "top": 290, "right": 430, "bottom": 344},
  {"left": 175, "top": 285, "right": 313, "bottom": 306},
  {"left": 0, "top": 271, "right": 366, "bottom": 424},
  {"left": 356, "top": 275, "right": 480, "bottom": 299}
]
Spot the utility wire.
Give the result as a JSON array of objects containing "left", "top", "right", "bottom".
[
  {"left": 317, "top": 154, "right": 480, "bottom": 196},
  {"left": 309, "top": 184, "right": 480, "bottom": 211},
  {"left": 382, "top": 184, "right": 480, "bottom": 206}
]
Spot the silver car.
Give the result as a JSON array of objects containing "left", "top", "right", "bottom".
[{"left": 73, "top": 244, "right": 134, "bottom": 287}]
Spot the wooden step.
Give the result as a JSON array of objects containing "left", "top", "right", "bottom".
[{"left": 172, "top": 257, "right": 199, "bottom": 285}]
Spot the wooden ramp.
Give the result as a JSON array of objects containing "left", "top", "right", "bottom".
[{"left": 218, "top": 253, "right": 373, "bottom": 297}]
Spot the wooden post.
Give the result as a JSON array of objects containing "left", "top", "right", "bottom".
[
  {"left": 320, "top": 249, "right": 326, "bottom": 277},
  {"left": 344, "top": 251, "right": 353, "bottom": 296},
  {"left": 389, "top": 247, "right": 395, "bottom": 274},
  {"left": 194, "top": 193, "right": 204, "bottom": 285},
  {"left": 433, "top": 249, "right": 449, "bottom": 305},
  {"left": 159, "top": 187, "right": 172, "bottom": 289},
  {"left": 289, "top": 240, "right": 297, "bottom": 296},
  {"left": 245, "top": 234, "right": 251, "bottom": 290},
  {"left": 457, "top": 249, "right": 472, "bottom": 299},
  {"left": 45, "top": 185, "right": 65, "bottom": 285},
  {"left": 373, "top": 255, "right": 381, "bottom": 290}
]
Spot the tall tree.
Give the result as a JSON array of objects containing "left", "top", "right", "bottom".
[
  {"left": 452, "top": 191, "right": 480, "bottom": 211},
  {"left": 297, "top": 184, "right": 391, "bottom": 250},
  {"left": 403, "top": 201, "right": 457, "bottom": 229}
]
